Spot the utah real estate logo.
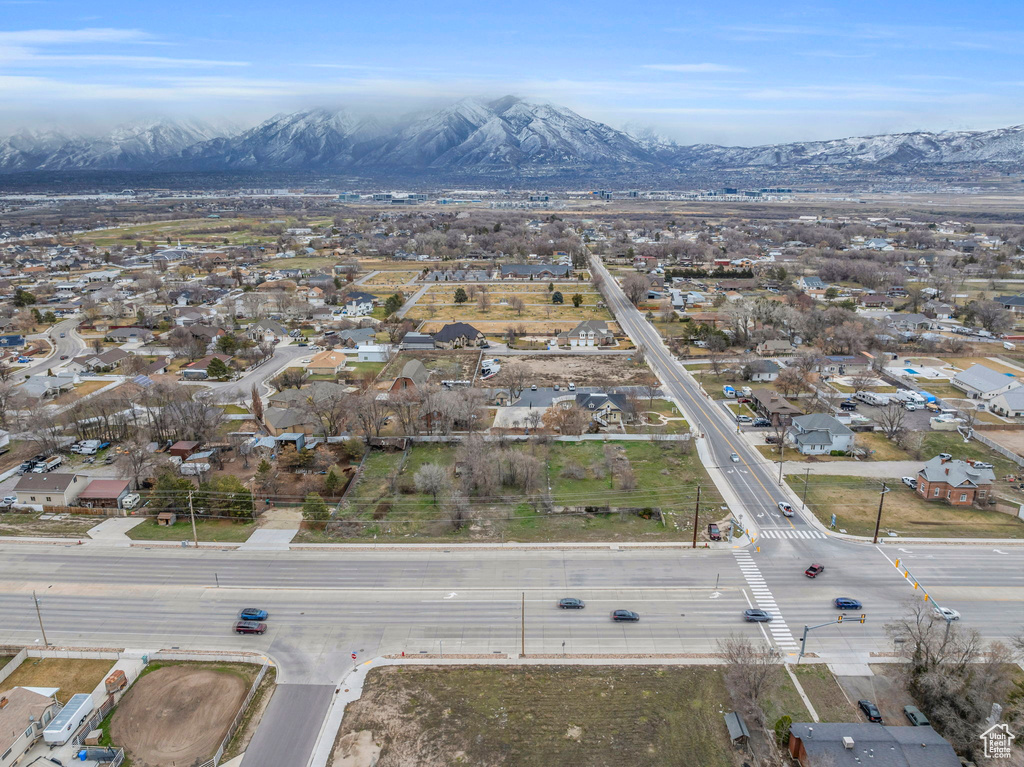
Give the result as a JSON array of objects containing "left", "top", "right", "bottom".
[{"left": 980, "top": 723, "right": 1016, "bottom": 759}]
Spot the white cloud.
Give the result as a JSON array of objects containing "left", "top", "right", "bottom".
[
  {"left": 0, "top": 28, "right": 150, "bottom": 44},
  {"left": 641, "top": 63, "right": 745, "bottom": 73}
]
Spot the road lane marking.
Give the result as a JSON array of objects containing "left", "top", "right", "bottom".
[{"left": 732, "top": 551, "right": 797, "bottom": 650}]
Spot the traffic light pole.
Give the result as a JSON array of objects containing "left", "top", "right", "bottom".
[{"left": 798, "top": 614, "right": 866, "bottom": 661}]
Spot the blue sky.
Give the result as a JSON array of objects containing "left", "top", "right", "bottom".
[{"left": 1, "top": 0, "right": 1022, "bottom": 144}]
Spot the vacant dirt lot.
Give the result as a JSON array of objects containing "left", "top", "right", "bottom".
[
  {"left": 111, "top": 663, "right": 251, "bottom": 767},
  {"left": 487, "top": 354, "right": 656, "bottom": 388},
  {"left": 2, "top": 658, "right": 114, "bottom": 704}
]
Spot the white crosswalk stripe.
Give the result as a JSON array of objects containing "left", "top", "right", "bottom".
[
  {"left": 757, "top": 529, "right": 826, "bottom": 539},
  {"left": 732, "top": 551, "right": 797, "bottom": 650}
]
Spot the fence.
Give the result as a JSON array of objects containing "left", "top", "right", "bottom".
[
  {"left": 973, "top": 431, "right": 1024, "bottom": 468},
  {"left": 197, "top": 662, "right": 269, "bottom": 767},
  {"left": 72, "top": 694, "right": 116, "bottom": 746},
  {"left": 0, "top": 647, "right": 27, "bottom": 686}
]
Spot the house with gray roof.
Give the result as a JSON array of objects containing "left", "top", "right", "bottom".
[
  {"left": 558, "top": 320, "right": 614, "bottom": 347},
  {"left": 574, "top": 392, "right": 634, "bottom": 426},
  {"left": 744, "top": 359, "right": 780, "bottom": 383},
  {"left": 952, "top": 363, "right": 1020, "bottom": 400},
  {"left": 786, "top": 413, "right": 854, "bottom": 455},
  {"left": 787, "top": 721, "right": 959, "bottom": 767},
  {"left": 797, "top": 276, "right": 827, "bottom": 290},
  {"left": 988, "top": 386, "right": 1024, "bottom": 418},
  {"left": 432, "top": 322, "right": 485, "bottom": 349},
  {"left": 995, "top": 293, "right": 1024, "bottom": 313},
  {"left": 916, "top": 455, "right": 994, "bottom": 506},
  {"left": 500, "top": 263, "right": 571, "bottom": 279},
  {"left": 246, "top": 318, "right": 288, "bottom": 343},
  {"left": 336, "top": 327, "right": 377, "bottom": 347},
  {"left": 390, "top": 359, "right": 429, "bottom": 392},
  {"left": 885, "top": 313, "right": 932, "bottom": 332}
]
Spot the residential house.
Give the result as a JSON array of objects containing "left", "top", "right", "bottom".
[
  {"left": 574, "top": 392, "right": 634, "bottom": 426},
  {"left": 341, "top": 291, "right": 376, "bottom": 317},
  {"left": 0, "top": 686, "right": 60, "bottom": 767},
  {"left": 786, "top": 413, "right": 855, "bottom": 455},
  {"left": 755, "top": 339, "right": 794, "bottom": 356},
  {"left": 858, "top": 294, "right": 894, "bottom": 308},
  {"left": 268, "top": 381, "right": 349, "bottom": 409},
  {"left": 864, "top": 237, "right": 895, "bottom": 251},
  {"left": 14, "top": 472, "right": 86, "bottom": 506},
  {"left": 390, "top": 359, "right": 429, "bottom": 392},
  {"left": 0, "top": 335, "right": 25, "bottom": 349},
  {"left": 306, "top": 350, "right": 348, "bottom": 376},
  {"left": 69, "top": 348, "right": 131, "bottom": 374},
  {"left": 951, "top": 363, "right": 1020, "bottom": 400},
  {"left": 264, "top": 407, "right": 320, "bottom": 437},
  {"left": 500, "top": 263, "right": 571, "bottom": 279},
  {"left": 916, "top": 455, "right": 994, "bottom": 506},
  {"left": 557, "top": 320, "right": 614, "bottom": 347},
  {"left": 76, "top": 478, "right": 132, "bottom": 508},
  {"left": 181, "top": 354, "right": 233, "bottom": 380},
  {"left": 922, "top": 300, "right": 954, "bottom": 320},
  {"left": 432, "top": 322, "right": 485, "bottom": 349},
  {"left": 246, "top": 319, "right": 288, "bottom": 343},
  {"left": 19, "top": 373, "right": 76, "bottom": 401},
  {"left": 814, "top": 355, "right": 871, "bottom": 376},
  {"left": 750, "top": 389, "right": 802, "bottom": 426},
  {"left": 744, "top": 359, "right": 780, "bottom": 383},
  {"left": 186, "top": 324, "right": 226, "bottom": 350},
  {"left": 105, "top": 327, "right": 153, "bottom": 343},
  {"left": 995, "top": 294, "right": 1024, "bottom": 314},
  {"left": 796, "top": 276, "right": 827, "bottom": 291},
  {"left": 787, "top": 722, "right": 959, "bottom": 767},
  {"left": 988, "top": 387, "right": 1024, "bottom": 418},
  {"left": 335, "top": 327, "right": 377, "bottom": 347},
  {"left": 886, "top": 313, "right": 932, "bottom": 332}
]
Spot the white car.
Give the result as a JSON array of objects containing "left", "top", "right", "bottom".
[
  {"left": 901, "top": 476, "right": 917, "bottom": 489},
  {"left": 300, "top": 358, "right": 312, "bottom": 364},
  {"left": 0, "top": 494, "right": 16, "bottom": 507},
  {"left": 971, "top": 461, "right": 993, "bottom": 470},
  {"left": 777, "top": 501, "right": 794, "bottom": 517},
  {"left": 904, "top": 403, "right": 921, "bottom": 411},
  {"left": 934, "top": 606, "right": 961, "bottom": 621},
  {"left": 730, "top": 453, "right": 740, "bottom": 463}
]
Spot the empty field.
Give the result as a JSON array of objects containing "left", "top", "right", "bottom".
[
  {"left": 2, "top": 657, "right": 115, "bottom": 704},
  {"left": 485, "top": 353, "right": 655, "bottom": 388}
]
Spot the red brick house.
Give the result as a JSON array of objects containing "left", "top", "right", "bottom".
[{"left": 916, "top": 456, "right": 995, "bottom": 506}]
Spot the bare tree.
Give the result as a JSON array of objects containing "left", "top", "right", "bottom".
[
  {"left": 477, "top": 288, "right": 491, "bottom": 313},
  {"left": 351, "top": 391, "right": 390, "bottom": 441},
  {"left": 414, "top": 463, "right": 449, "bottom": 504},
  {"left": 848, "top": 371, "right": 877, "bottom": 394},
  {"left": 503, "top": 362, "right": 528, "bottom": 399},
  {"left": 389, "top": 387, "right": 421, "bottom": 436},
  {"left": 250, "top": 384, "right": 264, "bottom": 424},
  {"left": 621, "top": 273, "right": 651, "bottom": 306},
  {"left": 509, "top": 296, "right": 525, "bottom": 316},
  {"left": 718, "top": 634, "right": 783, "bottom": 729},
  {"left": 116, "top": 433, "right": 159, "bottom": 489},
  {"left": 543, "top": 404, "right": 591, "bottom": 435},
  {"left": 876, "top": 402, "right": 907, "bottom": 440}
]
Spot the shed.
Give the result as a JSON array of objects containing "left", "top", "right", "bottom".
[
  {"left": 157, "top": 512, "right": 177, "bottom": 526},
  {"left": 169, "top": 441, "right": 201, "bottom": 458},
  {"left": 724, "top": 712, "right": 750, "bottom": 745},
  {"left": 276, "top": 432, "right": 307, "bottom": 451}
]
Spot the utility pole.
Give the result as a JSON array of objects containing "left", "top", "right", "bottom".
[
  {"left": 691, "top": 485, "right": 701, "bottom": 548},
  {"left": 520, "top": 592, "right": 525, "bottom": 658},
  {"left": 801, "top": 467, "right": 811, "bottom": 510},
  {"left": 33, "top": 590, "right": 49, "bottom": 648},
  {"left": 872, "top": 482, "right": 890, "bottom": 545},
  {"left": 188, "top": 489, "right": 199, "bottom": 548}
]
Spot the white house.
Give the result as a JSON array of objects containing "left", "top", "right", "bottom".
[
  {"left": 952, "top": 364, "right": 1021, "bottom": 401},
  {"left": 786, "top": 413, "right": 855, "bottom": 455},
  {"left": 341, "top": 291, "right": 376, "bottom": 317},
  {"left": 988, "top": 387, "right": 1024, "bottom": 418}
]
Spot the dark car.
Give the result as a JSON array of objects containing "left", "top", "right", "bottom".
[
  {"left": 834, "top": 597, "right": 862, "bottom": 610},
  {"left": 611, "top": 609, "right": 640, "bottom": 622},
  {"left": 59, "top": 355, "right": 69, "bottom": 360},
  {"left": 707, "top": 523, "right": 722, "bottom": 541},
  {"left": 234, "top": 620, "right": 267, "bottom": 635},
  {"left": 805, "top": 563, "right": 825, "bottom": 578},
  {"left": 239, "top": 608, "right": 268, "bottom": 621},
  {"left": 558, "top": 598, "right": 585, "bottom": 609},
  {"left": 859, "top": 699, "right": 882, "bottom": 723},
  {"left": 753, "top": 418, "right": 772, "bottom": 427},
  {"left": 904, "top": 706, "right": 929, "bottom": 726},
  {"left": 743, "top": 609, "right": 773, "bottom": 622},
  {"left": 840, "top": 400, "right": 858, "bottom": 411}
]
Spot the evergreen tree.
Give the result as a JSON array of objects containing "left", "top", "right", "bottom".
[
  {"left": 454, "top": 288, "right": 468, "bottom": 304},
  {"left": 206, "top": 357, "right": 231, "bottom": 379},
  {"left": 552, "top": 291, "right": 564, "bottom": 304},
  {"left": 572, "top": 293, "right": 583, "bottom": 307},
  {"left": 302, "top": 492, "right": 330, "bottom": 520}
]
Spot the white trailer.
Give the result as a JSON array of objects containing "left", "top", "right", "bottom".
[
  {"left": 43, "top": 693, "right": 93, "bottom": 745},
  {"left": 854, "top": 391, "right": 892, "bottom": 407}
]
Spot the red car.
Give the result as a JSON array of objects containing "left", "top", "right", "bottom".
[
  {"left": 805, "top": 563, "right": 825, "bottom": 578},
  {"left": 234, "top": 620, "right": 267, "bottom": 635}
]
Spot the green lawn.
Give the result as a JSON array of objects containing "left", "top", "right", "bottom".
[
  {"left": 791, "top": 474, "right": 1024, "bottom": 539},
  {"left": 127, "top": 518, "right": 257, "bottom": 542},
  {"left": 221, "top": 404, "right": 250, "bottom": 415}
]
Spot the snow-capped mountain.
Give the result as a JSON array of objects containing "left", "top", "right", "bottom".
[
  {"left": 671, "top": 124, "right": 1024, "bottom": 168},
  {"left": 2, "top": 99, "right": 1024, "bottom": 176}
]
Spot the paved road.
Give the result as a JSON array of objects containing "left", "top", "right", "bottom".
[
  {"left": 591, "top": 256, "right": 815, "bottom": 540},
  {"left": 19, "top": 318, "right": 84, "bottom": 377},
  {"left": 207, "top": 344, "right": 308, "bottom": 402}
]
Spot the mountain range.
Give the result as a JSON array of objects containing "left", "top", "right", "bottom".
[{"left": 2, "top": 97, "right": 1023, "bottom": 178}]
